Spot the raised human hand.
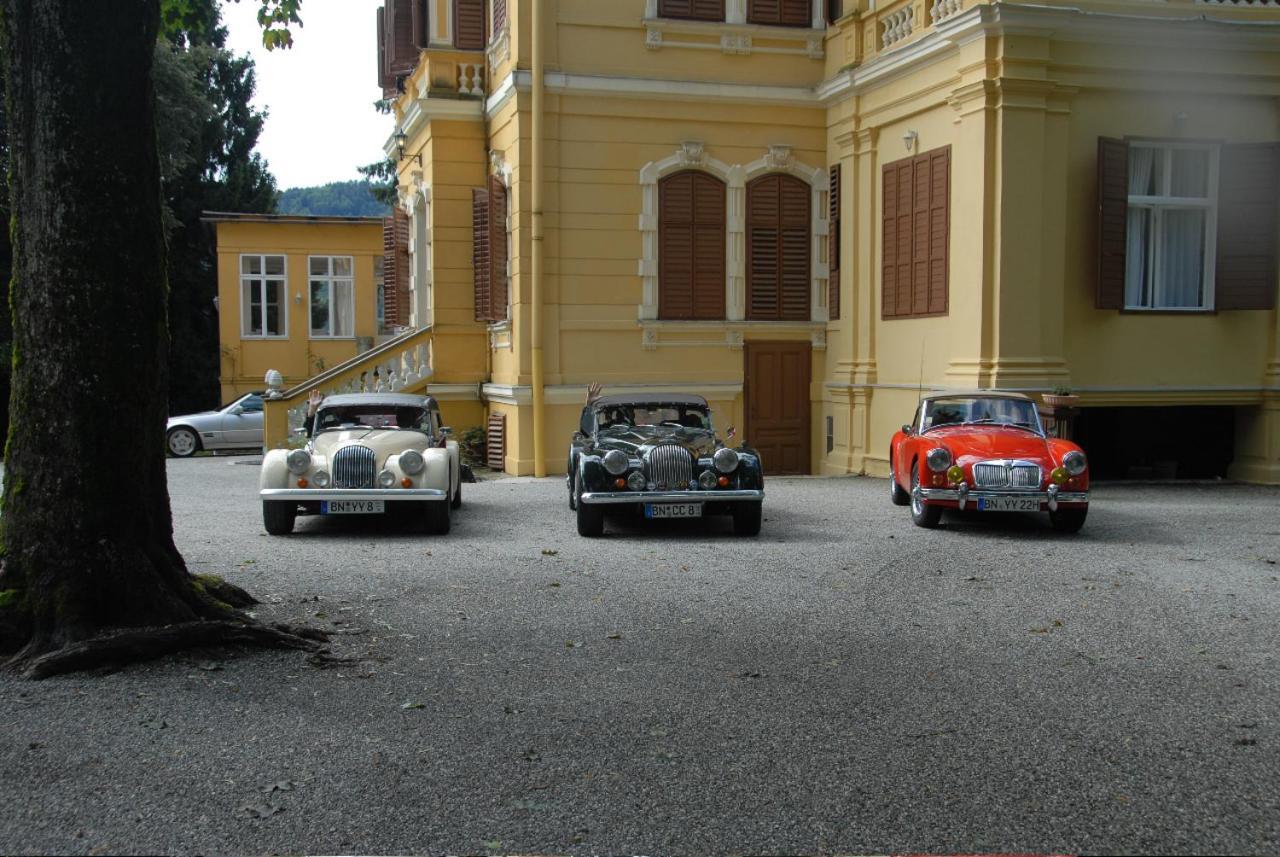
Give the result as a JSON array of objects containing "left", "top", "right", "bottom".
[{"left": 585, "top": 382, "right": 603, "bottom": 405}]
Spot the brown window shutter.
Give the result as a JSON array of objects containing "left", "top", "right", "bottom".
[
  {"left": 388, "top": 0, "right": 417, "bottom": 76},
  {"left": 926, "top": 147, "right": 950, "bottom": 316},
  {"left": 486, "top": 412, "right": 506, "bottom": 470},
  {"left": 881, "top": 162, "right": 897, "bottom": 319},
  {"left": 747, "top": 173, "right": 811, "bottom": 321},
  {"left": 659, "top": 171, "right": 726, "bottom": 320},
  {"left": 492, "top": 0, "right": 507, "bottom": 35},
  {"left": 454, "top": 0, "right": 485, "bottom": 49},
  {"left": 381, "top": 211, "right": 410, "bottom": 328},
  {"left": 658, "top": 0, "right": 725, "bottom": 20},
  {"left": 1096, "top": 137, "right": 1129, "bottom": 310},
  {"left": 489, "top": 176, "right": 509, "bottom": 321},
  {"left": 377, "top": 7, "right": 394, "bottom": 94},
  {"left": 472, "top": 187, "right": 492, "bottom": 321},
  {"left": 1216, "top": 142, "right": 1279, "bottom": 311},
  {"left": 748, "top": 0, "right": 811, "bottom": 26},
  {"left": 829, "top": 164, "right": 841, "bottom": 320},
  {"left": 881, "top": 146, "right": 949, "bottom": 319},
  {"left": 411, "top": 0, "right": 428, "bottom": 48}
]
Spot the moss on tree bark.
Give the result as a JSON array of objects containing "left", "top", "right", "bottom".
[{"left": 0, "top": 0, "right": 320, "bottom": 674}]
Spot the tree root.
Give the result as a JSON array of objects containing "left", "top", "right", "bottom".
[{"left": 15, "top": 619, "right": 329, "bottom": 680}]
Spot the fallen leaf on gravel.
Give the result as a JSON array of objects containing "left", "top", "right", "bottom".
[
  {"left": 549, "top": 582, "right": 562, "bottom": 587},
  {"left": 738, "top": 671, "right": 765, "bottom": 679},
  {"left": 260, "top": 781, "right": 295, "bottom": 794},
  {"left": 401, "top": 702, "right": 426, "bottom": 710},
  {"left": 565, "top": 640, "right": 582, "bottom": 648},
  {"left": 541, "top": 549, "right": 559, "bottom": 556},
  {"left": 1030, "top": 627, "right": 1050, "bottom": 634},
  {"left": 482, "top": 840, "right": 503, "bottom": 851},
  {"left": 1235, "top": 738, "right": 1258, "bottom": 746},
  {"left": 607, "top": 633, "right": 623, "bottom": 640},
  {"left": 1217, "top": 664, "right": 1232, "bottom": 670},
  {"left": 523, "top": 748, "right": 541, "bottom": 762},
  {"left": 198, "top": 662, "right": 224, "bottom": 672},
  {"left": 239, "top": 803, "right": 283, "bottom": 819}
]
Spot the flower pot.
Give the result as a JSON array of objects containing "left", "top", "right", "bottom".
[{"left": 1042, "top": 393, "right": 1079, "bottom": 409}]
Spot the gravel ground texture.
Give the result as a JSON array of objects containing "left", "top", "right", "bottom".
[{"left": 1, "top": 457, "right": 1279, "bottom": 856}]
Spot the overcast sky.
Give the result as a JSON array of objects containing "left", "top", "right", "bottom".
[{"left": 222, "top": 0, "right": 392, "bottom": 190}]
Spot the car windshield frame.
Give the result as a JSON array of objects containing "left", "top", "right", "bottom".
[
  {"left": 919, "top": 396, "right": 1045, "bottom": 437},
  {"left": 313, "top": 405, "right": 432, "bottom": 436},
  {"left": 593, "top": 402, "right": 714, "bottom": 433}
]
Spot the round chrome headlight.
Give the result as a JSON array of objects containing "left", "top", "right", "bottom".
[
  {"left": 1062, "top": 450, "right": 1087, "bottom": 477},
  {"left": 698, "top": 470, "right": 719, "bottom": 490},
  {"left": 312, "top": 470, "right": 331, "bottom": 489},
  {"left": 399, "top": 449, "right": 425, "bottom": 475},
  {"left": 377, "top": 469, "right": 396, "bottom": 488},
  {"left": 286, "top": 449, "right": 311, "bottom": 475},
  {"left": 926, "top": 446, "right": 953, "bottom": 473},
  {"left": 626, "top": 471, "right": 646, "bottom": 491},
  {"left": 602, "top": 450, "right": 629, "bottom": 476},
  {"left": 713, "top": 448, "right": 740, "bottom": 474}
]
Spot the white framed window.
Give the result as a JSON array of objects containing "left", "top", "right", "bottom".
[
  {"left": 308, "top": 256, "right": 356, "bottom": 338},
  {"left": 1125, "top": 141, "right": 1219, "bottom": 311},
  {"left": 240, "top": 254, "right": 287, "bottom": 338}
]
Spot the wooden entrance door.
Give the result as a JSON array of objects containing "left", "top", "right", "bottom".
[{"left": 745, "top": 341, "right": 811, "bottom": 475}]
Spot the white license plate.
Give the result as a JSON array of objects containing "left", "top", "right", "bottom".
[
  {"left": 645, "top": 503, "right": 702, "bottom": 519},
  {"left": 322, "top": 500, "right": 385, "bottom": 515},
  {"left": 978, "top": 497, "right": 1041, "bottom": 512}
]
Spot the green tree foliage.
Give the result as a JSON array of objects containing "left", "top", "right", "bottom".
[
  {"left": 358, "top": 158, "right": 400, "bottom": 208},
  {"left": 278, "top": 180, "right": 391, "bottom": 217}
]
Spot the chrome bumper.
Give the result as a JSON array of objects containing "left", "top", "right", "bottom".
[
  {"left": 917, "top": 483, "right": 1087, "bottom": 512},
  {"left": 260, "top": 488, "right": 447, "bottom": 503},
  {"left": 580, "top": 489, "right": 764, "bottom": 506}
]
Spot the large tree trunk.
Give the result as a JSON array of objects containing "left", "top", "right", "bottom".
[{"left": 0, "top": 0, "right": 318, "bottom": 674}]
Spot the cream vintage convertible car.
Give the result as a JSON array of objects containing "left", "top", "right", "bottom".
[{"left": 259, "top": 392, "right": 460, "bottom": 535}]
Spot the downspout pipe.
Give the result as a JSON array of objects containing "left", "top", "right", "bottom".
[{"left": 531, "top": 0, "right": 547, "bottom": 477}]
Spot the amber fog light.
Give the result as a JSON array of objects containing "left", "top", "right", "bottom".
[
  {"left": 717, "top": 476, "right": 730, "bottom": 488},
  {"left": 401, "top": 478, "right": 413, "bottom": 489},
  {"left": 1051, "top": 467, "right": 1068, "bottom": 485},
  {"left": 614, "top": 478, "right": 626, "bottom": 489},
  {"left": 296, "top": 478, "right": 308, "bottom": 489},
  {"left": 946, "top": 465, "right": 964, "bottom": 484}
]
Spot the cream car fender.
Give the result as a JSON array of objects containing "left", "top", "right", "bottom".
[{"left": 260, "top": 448, "right": 292, "bottom": 490}]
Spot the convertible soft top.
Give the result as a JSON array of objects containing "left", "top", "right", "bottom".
[
  {"left": 591, "top": 393, "right": 709, "bottom": 408},
  {"left": 318, "top": 392, "right": 437, "bottom": 409},
  {"left": 921, "top": 389, "right": 1033, "bottom": 402}
]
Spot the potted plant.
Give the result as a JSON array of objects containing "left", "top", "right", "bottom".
[{"left": 1042, "top": 385, "right": 1079, "bottom": 409}]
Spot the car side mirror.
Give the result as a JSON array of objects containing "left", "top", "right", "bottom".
[
  {"left": 231, "top": 405, "right": 245, "bottom": 416},
  {"left": 579, "top": 410, "right": 593, "bottom": 436},
  {"left": 440, "top": 426, "right": 453, "bottom": 437},
  {"left": 902, "top": 424, "right": 914, "bottom": 436}
]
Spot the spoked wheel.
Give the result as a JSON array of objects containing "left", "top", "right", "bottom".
[
  {"left": 568, "top": 469, "right": 578, "bottom": 511},
  {"left": 889, "top": 459, "right": 910, "bottom": 507},
  {"left": 167, "top": 427, "right": 200, "bottom": 458},
  {"left": 910, "top": 466, "right": 942, "bottom": 529}
]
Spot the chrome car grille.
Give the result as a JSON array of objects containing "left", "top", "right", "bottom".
[
  {"left": 644, "top": 444, "right": 694, "bottom": 490},
  {"left": 973, "top": 461, "right": 1041, "bottom": 489},
  {"left": 332, "top": 445, "right": 377, "bottom": 489}
]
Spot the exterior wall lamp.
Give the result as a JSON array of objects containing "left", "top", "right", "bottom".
[
  {"left": 394, "top": 128, "right": 423, "bottom": 167},
  {"left": 903, "top": 129, "right": 919, "bottom": 153}
]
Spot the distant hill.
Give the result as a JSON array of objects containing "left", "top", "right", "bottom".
[{"left": 276, "top": 180, "right": 390, "bottom": 218}]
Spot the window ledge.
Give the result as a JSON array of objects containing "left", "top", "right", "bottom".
[
  {"left": 643, "top": 17, "right": 825, "bottom": 59},
  {"left": 240, "top": 335, "right": 290, "bottom": 341},
  {"left": 1120, "top": 307, "right": 1217, "bottom": 315},
  {"left": 640, "top": 318, "right": 827, "bottom": 350}
]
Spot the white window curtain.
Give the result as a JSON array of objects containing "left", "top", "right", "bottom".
[
  {"left": 240, "top": 254, "right": 286, "bottom": 336},
  {"left": 1124, "top": 148, "right": 1156, "bottom": 308},
  {"left": 308, "top": 256, "right": 355, "bottom": 337},
  {"left": 333, "top": 280, "right": 355, "bottom": 337}
]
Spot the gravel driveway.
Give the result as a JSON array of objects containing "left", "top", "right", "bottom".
[{"left": 1, "top": 458, "right": 1278, "bottom": 855}]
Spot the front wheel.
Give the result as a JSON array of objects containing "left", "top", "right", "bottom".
[
  {"left": 576, "top": 498, "right": 604, "bottom": 537},
  {"left": 425, "top": 500, "right": 451, "bottom": 535},
  {"left": 450, "top": 477, "right": 462, "bottom": 509},
  {"left": 263, "top": 501, "right": 296, "bottom": 535},
  {"left": 167, "top": 427, "right": 201, "bottom": 458},
  {"left": 732, "top": 502, "right": 763, "bottom": 537},
  {"left": 1049, "top": 507, "right": 1088, "bottom": 534},
  {"left": 910, "top": 466, "right": 942, "bottom": 529},
  {"left": 889, "top": 459, "right": 910, "bottom": 507},
  {"left": 568, "top": 468, "right": 578, "bottom": 511}
]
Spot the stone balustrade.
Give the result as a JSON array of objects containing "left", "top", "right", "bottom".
[
  {"left": 457, "top": 63, "right": 485, "bottom": 97},
  {"left": 880, "top": 5, "right": 915, "bottom": 49},
  {"left": 930, "top": 0, "right": 962, "bottom": 23}
]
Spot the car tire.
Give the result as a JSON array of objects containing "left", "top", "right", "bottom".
[
  {"left": 451, "top": 477, "right": 462, "bottom": 510},
  {"left": 910, "top": 465, "right": 942, "bottom": 529},
  {"left": 166, "top": 427, "right": 201, "bottom": 458},
  {"left": 568, "top": 470, "right": 578, "bottom": 511},
  {"left": 576, "top": 496, "right": 604, "bottom": 537},
  {"left": 262, "top": 501, "right": 295, "bottom": 536},
  {"left": 889, "top": 458, "right": 910, "bottom": 506},
  {"left": 1049, "top": 507, "right": 1087, "bottom": 534},
  {"left": 425, "top": 499, "right": 451, "bottom": 535},
  {"left": 732, "top": 501, "right": 763, "bottom": 537}
]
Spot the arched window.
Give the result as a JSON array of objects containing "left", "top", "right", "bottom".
[
  {"left": 659, "top": 170, "right": 726, "bottom": 320},
  {"left": 747, "top": 173, "right": 811, "bottom": 320}
]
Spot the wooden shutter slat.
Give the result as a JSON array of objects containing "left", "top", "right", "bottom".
[
  {"left": 927, "top": 148, "right": 949, "bottom": 315},
  {"left": 454, "top": 0, "right": 485, "bottom": 50},
  {"left": 829, "top": 164, "right": 841, "bottom": 320},
  {"left": 388, "top": 0, "right": 417, "bottom": 75},
  {"left": 382, "top": 210, "right": 411, "bottom": 328},
  {"left": 882, "top": 148, "right": 949, "bottom": 319},
  {"left": 492, "top": 0, "right": 507, "bottom": 34},
  {"left": 472, "top": 188, "right": 491, "bottom": 322},
  {"left": 489, "top": 176, "right": 509, "bottom": 321},
  {"left": 1097, "top": 137, "right": 1129, "bottom": 310},
  {"left": 486, "top": 413, "right": 506, "bottom": 470},
  {"left": 748, "top": 173, "right": 811, "bottom": 321},
  {"left": 411, "top": 0, "right": 428, "bottom": 48},
  {"left": 660, "top": 171, "right": 726, "bottom": 320},
  {"left": 1216, "top": 142, "right": 1279, "bottom": 311},
  {"left": 748, "top": 0, "right": 810, "bottom": 26},
  {"left": 377, "top": 7, "right": 395, "bottom": 95},
  {"left": 658, "top": 0, "right": 725, "bottom": 20}
]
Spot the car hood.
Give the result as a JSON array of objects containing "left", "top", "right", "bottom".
[
  {"left": 923, "top": 426, "right": 1054, "bottom": 464},
  {"left": 593, "top": 426, "right": 717, "bottom": 458},
  {"left": 168, "top": 410, "right": 219, "bottom": 425},
  {"left": 310, "top": 429, "right": 432, "bottom": 460}
]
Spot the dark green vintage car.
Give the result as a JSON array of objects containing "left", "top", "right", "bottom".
[{"left": 566, "top": 394, "right": 765, "bottom": 537}]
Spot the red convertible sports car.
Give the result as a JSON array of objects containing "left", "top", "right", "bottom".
[{"left": 889, "top": 390, "right": 1089, "bottom": 532}]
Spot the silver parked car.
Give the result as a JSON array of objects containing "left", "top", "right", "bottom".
[{"left": 166, "top": 392, "right": 264, "bottom": 457}]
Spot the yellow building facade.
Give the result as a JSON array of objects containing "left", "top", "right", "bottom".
[{"left": 260, "top": 0, "right": 1280, "bottom": 483}]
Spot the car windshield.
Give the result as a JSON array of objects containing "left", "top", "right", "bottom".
[
  {"left": 223, "top": 393, "right": 263, "bottom": 412},
  {"left": 921, "top": 397, "right": 1043, "bottom": 434},
  {"left": 315, "top": 405, "right": 430, "bottom": 434},
  {"left": 595, "top": 403, "right": 712, "bottom": 432}
]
